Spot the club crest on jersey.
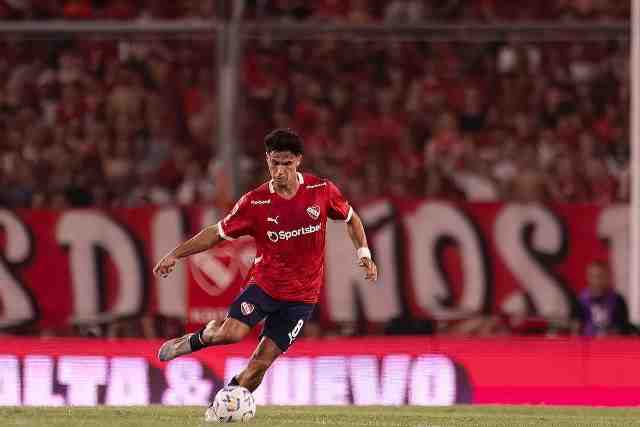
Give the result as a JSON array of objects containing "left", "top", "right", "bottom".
[
  {"left": 241, "top": 302, "right": 255, "bottom": 316},
  {"left": 306, "top": 205, "right": 320, "bottom": 220}
]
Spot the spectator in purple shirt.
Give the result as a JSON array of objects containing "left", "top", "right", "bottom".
[{"left": 578, "top": 261, "right": 634, "bottom": 336}]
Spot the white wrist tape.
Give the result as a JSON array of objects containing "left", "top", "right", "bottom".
[{"left": 357, "top": 247, "right": 371, "bottom": 260}]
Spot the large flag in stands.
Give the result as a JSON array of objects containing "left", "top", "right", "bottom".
[{"left": 0, "top": 200, "right": 627, "bottom": 330}]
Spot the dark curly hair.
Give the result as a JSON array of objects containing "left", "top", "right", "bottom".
[{"left": 264, "top": 128, "right": 303, "bottom": 155}]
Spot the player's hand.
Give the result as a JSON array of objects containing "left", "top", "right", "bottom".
[
  {"left": 153, "top": 255, "right": 178, "bottom": 278},
  {"left": 358, "top": 257, "right": 378, "bottom": 282}
]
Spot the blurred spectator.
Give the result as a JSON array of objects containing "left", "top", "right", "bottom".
[
  {"left": 425, "top": 111, "right": 466, "bottom": 172},
  {"left": 584, "top": 157, "right": 618, "bottom": 204},
  {"left": 452, "top": 151, "right": 500, "bottom": 201},
  {"left": 509, "top": 168, "right": 549, "bottom": 203},
  {"left": 548, "top": 154, "right": 589, "bottom": 202},
  {"left": 384, "top": 0, "right": 427, "bottom": 23},
  {"left": 577, "top": 261, "right": 634, "bottom": 336}
]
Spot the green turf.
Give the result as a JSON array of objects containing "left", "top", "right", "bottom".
[{"left": 2, "top": 405, "right": 640, "bottom": 427}]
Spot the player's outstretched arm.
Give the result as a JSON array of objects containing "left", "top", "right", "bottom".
[
  {"left": 153, "top": 224, "right": 222, "bottom": 278},
  {"left": 346, "top": 210, "right": 378, "bottom": 282}
]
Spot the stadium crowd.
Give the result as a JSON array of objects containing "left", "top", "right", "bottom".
[
  {"left": 0, "top": 0, "right": 630, "bottom": 209},
  {"left": 0, "top": 36, "right": 223, "bottom": 208},
  {"left": 0, "top": 34, "right": 630, "bottom": 208},
  {"left": 240, "top": 35, "right": 630, "bottom": 206},
  {"left": 0, "top": 29, "right": 629, "bottom": 207},
  {"left": 0, "top": 0, "right": 628, "bottom": 22}
]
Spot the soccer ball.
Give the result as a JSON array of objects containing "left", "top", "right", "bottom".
[{"left": 205, "top": 386, "right": 256, "bottom": 423}]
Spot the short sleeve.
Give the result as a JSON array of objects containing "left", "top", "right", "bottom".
[
  {"left": 327, "top": 180, "right": 353, "bottom": 222},
  {"left": 217, "top": 195, "right": 253, "bottom": 240}
]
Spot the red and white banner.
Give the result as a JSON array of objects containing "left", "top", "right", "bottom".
[
  {"left": 1, "top": 337, "right": 639, "bottom": 406},
  {"left": 0, "top": 201, "right": 631, "bottom": 330}
]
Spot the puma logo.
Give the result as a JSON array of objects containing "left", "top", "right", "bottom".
[{"left": 267, "top": 216, "right": 279, "bottom": 225}]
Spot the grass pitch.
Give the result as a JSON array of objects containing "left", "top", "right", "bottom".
[{"left": 2, "top": 405, "right": 640, "bottom": 427}]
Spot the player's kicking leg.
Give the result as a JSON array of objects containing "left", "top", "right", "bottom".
[
  {"left": 157, "top": 317, "right": 250, "bottom": 361},
  {"left": 157, "top": 284, "right": 271, "bottom": 362}
]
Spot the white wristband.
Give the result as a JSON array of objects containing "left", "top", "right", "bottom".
[{"left": 357, "top": 247, "right": 371, "bottom": 260}]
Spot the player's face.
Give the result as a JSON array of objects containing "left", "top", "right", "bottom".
[{"left": 266, "top": 151, "right": 301, "bottom": 188}]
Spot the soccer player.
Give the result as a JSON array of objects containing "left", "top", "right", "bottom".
[{"left": 153, "top": 128, "right": 377, "bottom": 392}]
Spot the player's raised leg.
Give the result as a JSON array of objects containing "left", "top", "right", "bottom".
[
  {"left": 158, "top": 284, "right": 270, "bottom": 362},
  {"left": 157, "top": 317, "right": 250, "bottom": 361},
  {"left": 230, "top": 336, "right": 282, "bottom": 392}
]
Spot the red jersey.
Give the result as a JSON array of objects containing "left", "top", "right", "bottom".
[{"left": 217, "top": 172, "right": 352, "bottom": 303}]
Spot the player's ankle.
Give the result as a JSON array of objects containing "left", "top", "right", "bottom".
[
  {"left": 189, "top": 329, "right": 207, "bottom": 351},
  {"left": 201, "top": 320, "right": 218, "bottom": 343}
]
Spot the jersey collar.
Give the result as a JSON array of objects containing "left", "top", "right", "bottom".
[{"left": 269, "top": 172, "right": 304, "bottom": 193}]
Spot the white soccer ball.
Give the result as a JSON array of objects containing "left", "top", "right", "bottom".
[{"left": 205, "top": 386, "right": 256, "bottom": 423}]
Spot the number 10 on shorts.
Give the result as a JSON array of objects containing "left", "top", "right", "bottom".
[{"left": 288, "top": 319, "right": 304, "bottom": 344}]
